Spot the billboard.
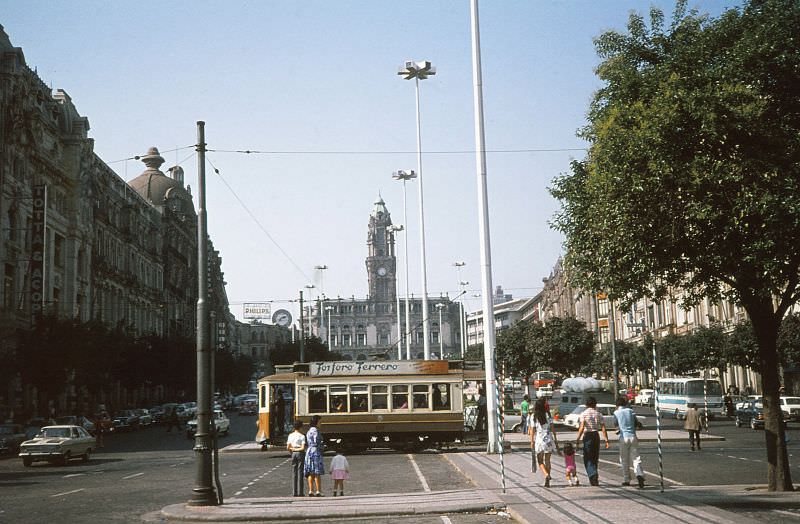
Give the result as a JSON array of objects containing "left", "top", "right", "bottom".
[
  {"left": 243, "top": 303, "right": 271, "bottom": 319},
  {"left": 30, "top": 184, "right": 46, "bottom": 320}
]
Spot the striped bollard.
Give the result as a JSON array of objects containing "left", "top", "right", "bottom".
[
  {"left": 652, "top": 340, "right": 664, "bottom": 492},
  {"left": 493, "top": 377, "right": 507, "bottom": 493}
]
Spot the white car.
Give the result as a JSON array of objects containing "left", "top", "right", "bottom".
[
  {"left": 635, "top": 389, "right": 654, "bottom": 406},
  {"left": 779, "top": 397, "right": 800, "bottom": 421},
  {"left": 19, "top": 425, "right": 96, "bottom": 467},
  {"left": 186, "top": 410, "right": 231, "bottom": 439},
  {"left": 563, "top": 404, "right": 646, "bottom": 430}
]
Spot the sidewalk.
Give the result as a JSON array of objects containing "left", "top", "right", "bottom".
[
  {"left": 160, "top": 488, "right": 503, "bottom": 522},
  {"left": 506, "top": 428, "right": 725, "bottom": 446},
  {"left": 444, "top": 449, "right": 800, "bottom": 524}
]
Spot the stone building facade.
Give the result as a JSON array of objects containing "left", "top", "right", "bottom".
[
  {"left": 307, "top": 197, "right": 461, "bottom": 360},
  {"left": 0, "top": 26, "right": 232, "bottom": 412}
]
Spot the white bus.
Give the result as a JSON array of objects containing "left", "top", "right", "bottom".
[{"left": 657, "top": 377, "right": 724, "bottom": 419}]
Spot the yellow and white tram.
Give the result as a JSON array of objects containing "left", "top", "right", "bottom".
[{"left": 256, "top": 360, "right": 476, "bottom": 452}]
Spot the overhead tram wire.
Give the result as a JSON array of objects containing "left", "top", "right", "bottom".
[
  {"left": 207, "top": 147, "right": 587, "bottom": 156},
  {"left": 107, "top": 144, "right": 196, "bottom": 165},
  {"left": 205, "top": 155, "right": 312, "bottom": 284}
]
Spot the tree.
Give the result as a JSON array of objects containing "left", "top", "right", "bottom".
[
  {"left": 270, "top": 336, "right": 342, "bottom": 367},
  {"left": 538, "top": 317, "right": 595, "bottom": 376},
  {"left": 496, "top": 320, "right": 542, "bottom": 379},
  {"left": 550, "top": 0, "right": 800, "bottom": 490}
]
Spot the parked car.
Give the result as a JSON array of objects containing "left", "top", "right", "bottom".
[
  {"left": 563, "top": 404, "right": 646, "bottom": 430},
  {"left": 779, "top": 397, "right": 800, "bottom": 421},
  {"left": 238, "top": 400, "right": 257, "bottom": 416},
  {"left": 19, "top": 425, "right": 95, "bottom": 466},
  {"left": 186, "top": 410, "right": 231, "bottom": 439},
  {"left": 735, "top": 399, "right": 766, "bottom": 429},
  {"left": 54, "top": 415, "right": 95, "bottom": 435},
  {"left": 182, "top": 402, "right": 198, "bottom": 417},
  {"left": 149, "top": 405, "right": 166, "bottom": 423},
  {"left": 635, "top": 389, "right": 655, "bottom": 406},
  {"left": 111, "top": 410, "right": 140, "bottom": 432},
  {"left": 133, "top": 409, "right": 153, "bottom": 426},
  {"left": 0, "top": 424, "right": 27, "bottom": 455}
]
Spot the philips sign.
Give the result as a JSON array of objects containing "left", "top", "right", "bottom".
[{"left": 243, "top": 303, "right": 271, "bottom": 319}]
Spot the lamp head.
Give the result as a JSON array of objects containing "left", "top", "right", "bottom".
[
  {"left": 397, "top": 60, "right": 436, "bottom": 80},
  {"left": 392, "top": 169, "right": 417, "bottom": 181}
]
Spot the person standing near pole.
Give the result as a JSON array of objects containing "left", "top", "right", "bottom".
[
  {"left": 575, "top": 396, "right": 609, "bottom": 486},
  {"left": 685, "top": 403, "right": 704, "bottom": 451},
  {"left": 520, "top": 394, "right": 530, "bottom": 436},
  {"left": 613, "top": 397, "right": 645, "bottom": 489},
  {"left": 286, "top": 420, "right": 306, "bottom": 497}
]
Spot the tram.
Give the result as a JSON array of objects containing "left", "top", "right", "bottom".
[{"left": 256, "top": 360, "right": 481, "bottom": 452}]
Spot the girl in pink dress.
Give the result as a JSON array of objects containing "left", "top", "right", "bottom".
[
  {"left": 563, "top": 442, "right": 579, "bottom": 486},
  {"left": 330, "top": 451, "right": 350, "bottom": 496}
]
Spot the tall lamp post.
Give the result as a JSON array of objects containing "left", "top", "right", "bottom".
[
  {"left": 314, "top": 265, "right": 327, "bottom": 343},
  {"left": 458, "top": 280, "right": 469, "bottom": 358},
  {"left": 387, "top": 224, "right": 405, "bottom": 359},
  {"left": 392, "top": 170, "right": 415, "bottom": 360},
  {"left": 469, "top": 1, "right": 501, "bottom": 458},
  {"left": 436, "top": 303, "right": 445, "bottom": 359},
  {"left": 397, "top": 60, "right": 435, "bottom": 360},
  {"left": 325, "top": 306, "right": 334, "bottom": 349},
  {"left": 453, "top": 261, "right": 467, "bottom": 358}
]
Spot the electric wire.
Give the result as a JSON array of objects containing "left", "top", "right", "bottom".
[
  {"left": 207, "top": 147, "right": 586, "bottom": 155},
  {"left": 205, "top": 155, "right": 312, "bottom": 284},
  {"left": 107, "top": 145, "right": 195, "bottom": 165}
]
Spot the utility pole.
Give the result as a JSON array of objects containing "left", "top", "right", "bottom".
[
  {"left": 299, "top": 290, "right": 305, "bottom": 363},
  {"left": 609, "top": 300, "right": 619, "bottom": 403},
  {"left": 189, "top": 120, "right": 216, "bottom": 506}
]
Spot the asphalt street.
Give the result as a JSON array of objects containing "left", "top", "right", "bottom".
[{"left": 0, "top": 413, "right": 509, "bottom": 524}]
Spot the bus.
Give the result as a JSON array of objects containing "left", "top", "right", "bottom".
[
  {"left": 656, "top": 377, "right": 724, "bottom": 419},
  {"left": 256, "top": 360, "right": 480, "bottom": 453},
  {"left": 533, "top": 371, "right": 558, "bottom": 389}
]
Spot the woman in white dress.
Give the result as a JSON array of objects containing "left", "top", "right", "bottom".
[{"left": 528, "top": 398, "right": 561, "bottom": 487}]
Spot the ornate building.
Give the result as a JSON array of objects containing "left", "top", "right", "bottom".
[{"left": 308, "top": 197, "right": 461, "bottom": 360}]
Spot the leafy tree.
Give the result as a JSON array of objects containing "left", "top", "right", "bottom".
[
  {"left": 496, "top": 320, "right": 541, "bottom": 380},
  {"left": 778, "top": 313, "right": 800, "bottom": 368},
  {"left": 538, "top": 317, "right": 595, "bottom": 375},
  {"left": 17, "top": 316, "right": 74, "bottom": 399},
  {"left": 270, "top": 336, "right": 342, "bottom": 367},
  {"left": 550, "top": 0, "right": 800, "bottom": 489},
  {"left": 464, "top": 344, "right": 484, "bottom": 362}
]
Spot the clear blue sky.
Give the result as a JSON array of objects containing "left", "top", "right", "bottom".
[{"left": 1, "top": 0, "right": 737, "bottom": 321}]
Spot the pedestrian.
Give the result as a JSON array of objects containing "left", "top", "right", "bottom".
[
  {"left": 475, "top": 387, "right": 487, "bottom": 433},
  {"left": 685, "top": 403, "right": 705, "bottom": 451},
  {"left": 286, "top": 419, "right": 306, "bottom": 497},
  {"left": 304, "top": 415, "right": 325, "bottom": 496},
  {"left": 520, "top": 395, "right": 530, "bottom": 435},
  {"left": 613, "top": 397, "right": 645, "bottom": 489},
  {"left": 165, "top": 407, "right": 182, "bottom": 433},
  {"left": 563, "top": 443, "right": 579, "bottom": 486},
  {"left": 529, "top": 398, "right": 560, "bottom": 487},
  {"left": 575, "top": 396, "right": 609, "bottom": 486},
  {"left": 330, "top": 450, "right": 350, "bottom": 497}
]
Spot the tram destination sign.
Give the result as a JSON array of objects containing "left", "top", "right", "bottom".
[{"left": 309, "top": 360, "right": 449, "bottom": 377}]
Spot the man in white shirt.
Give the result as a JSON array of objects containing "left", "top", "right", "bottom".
[{"left": 286, "top": 420, "right": 306, "bottom": 497}]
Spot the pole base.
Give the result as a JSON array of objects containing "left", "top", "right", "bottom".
[{"left": 187, "top": 487, "right": 218, "bottom": 506}]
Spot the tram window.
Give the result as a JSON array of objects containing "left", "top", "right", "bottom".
[
  {"left": 432, "top": 383, "right": 450, "bottom": 410},
  {"left": 350, "top": 385, "right": 369, "bottom": 412},
  {"left": 309, "top": 387, "right": 328, "bottom": 413},
  {"left": 371, "top": 385, "right": 388, "bottom": 410},
  {"left": 330, "top": 386, "right": 349, "bottom": 412},
  {"left": 413, "top": 384, "right": 430, "bottom": 409},
  {"left": 392, "top": 385, "right": 409, "bottom": 410},
  {"left": 260, "top": 385, "right": 267, "bottom": 409}
]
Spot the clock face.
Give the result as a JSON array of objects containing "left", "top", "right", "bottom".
[
  {"left": 272, "top": 309, "right": 292, "bottom": 327},
  {"left": 377, "top": 267, "right": 387, "bottom": 276}
]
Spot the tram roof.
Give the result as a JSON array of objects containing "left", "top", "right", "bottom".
[{"left": 259, "top": 360, "right": 488, "bottom": 383}]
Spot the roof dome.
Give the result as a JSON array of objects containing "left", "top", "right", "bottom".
[{"left": 128, "top": 147, "right": 191, "bottom": 206}]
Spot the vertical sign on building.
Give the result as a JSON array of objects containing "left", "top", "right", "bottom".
[{"left": 30, "top": 184, "right": 47, "bottom": 321}]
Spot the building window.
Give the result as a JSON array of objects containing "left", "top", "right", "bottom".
[
  {"left": 379, "top": 333, "right": 389, "bottom": 346},
  {"left": 331, "top": 335, "right": 338, "bottom": 346},
  {"left": 54, "top": 234, "right": 65, "bottom": 269},
  {"left": 416, "top": 331, "right": 425, "bottom": 344},
  {"left": 342, "top": 333, "right": 351, "bottom": 346},
  {"left": 357, "top": 333, "right": 366, "bottom": 346},
  {"left": 431, "top": 331, "right": 439, "bottom": 344}
]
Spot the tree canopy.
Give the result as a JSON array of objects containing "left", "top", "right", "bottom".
[{"left": 550, "top": 0, "right": 800, "bottom": 490}]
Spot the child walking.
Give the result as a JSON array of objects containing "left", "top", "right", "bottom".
[
  {"left": 330, "top": 450, "right": 350, "bottom": 496},
  {"left": 563, "top": 442, "right": 579, "bottom": 486}
]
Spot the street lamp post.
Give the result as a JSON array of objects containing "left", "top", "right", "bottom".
[
  {"left": 392, "top": 170, "right": 415, "bottom": 360},
  {"left": 397, "top": 60, "right": 435, "bottom": 360},
  {"left": 436, "top": 303, "right": 445, "bottom": 359},
  {"left": 314, "top": 265, "right": 327, "bottom": 343},
  {"left": 387, "top": 224, "right": 405, "bottom": 359},
  {"left": 459, "top": 281, "right": 469, "bottom": 358},
  {"left": 325, "top": 306, "right": 334, "bottom": 349},
  {"left": 453, "top": 262, "right": 467, "bottom": 359}
]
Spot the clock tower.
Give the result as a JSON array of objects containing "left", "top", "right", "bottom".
[{"left": 366, "top": 195, "right": 397, "bottom": 301}]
